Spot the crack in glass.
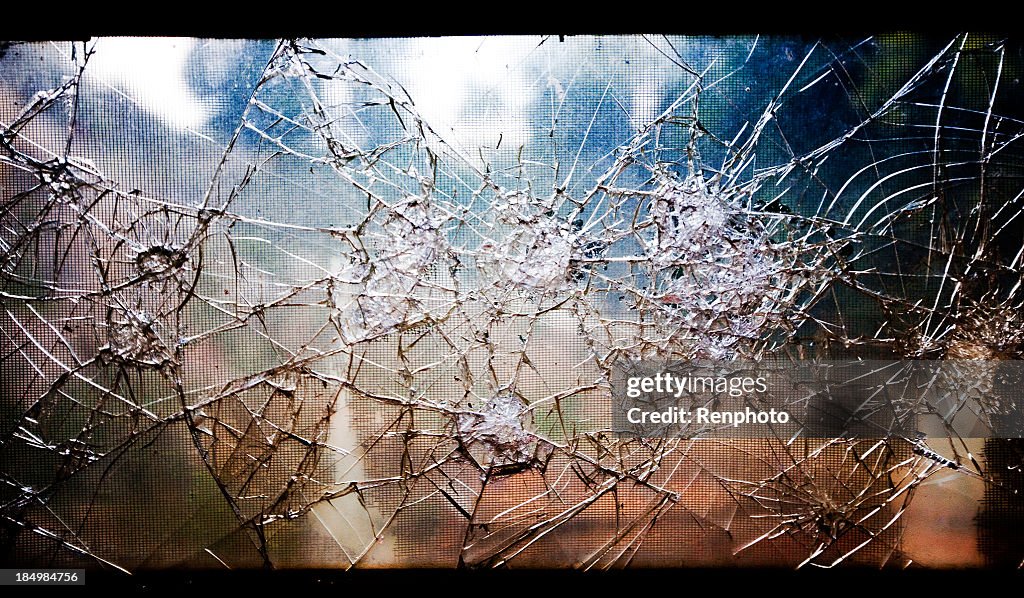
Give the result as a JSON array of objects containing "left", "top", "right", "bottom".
[{"left": 2, "top": 35, "right": 1023, "bottom": 571}]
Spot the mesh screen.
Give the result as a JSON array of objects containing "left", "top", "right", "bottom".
[{"left": 1, "top": 35, "right": 1023, "bottom": 571}]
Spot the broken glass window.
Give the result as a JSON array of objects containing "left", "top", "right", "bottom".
[{"left": 1, "top": 35, "right": 1023, "bottom": 571}]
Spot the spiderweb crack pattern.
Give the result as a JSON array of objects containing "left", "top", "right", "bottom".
[{"left": 2, "top": 35, "right": 1024, "bottom": 570}]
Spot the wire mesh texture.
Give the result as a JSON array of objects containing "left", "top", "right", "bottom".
[{"left": 1, "top": 35, "right": 1024, "bottom": 571}]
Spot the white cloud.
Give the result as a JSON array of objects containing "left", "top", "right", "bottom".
[
  {"left": 402, "top": 36, "right": 536, "bottom": 150},
  {"left": 89, "top": 37, "right": 207, "bottom": 130}
]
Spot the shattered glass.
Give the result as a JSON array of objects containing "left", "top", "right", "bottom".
[{"left": 2, "top": 35, "right": 1024, "bottom": 571}]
